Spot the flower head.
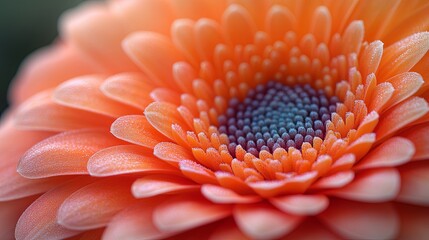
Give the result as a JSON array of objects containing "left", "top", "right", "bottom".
[{"left": 1, "top": 0, "right": 429, "bottom": 239}]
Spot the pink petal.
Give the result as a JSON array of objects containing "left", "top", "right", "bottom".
[
  {"left": 201, "top": 184, "right": 261, "bottom": 204},
  {"left": 87, "top": 145, "right": 176, "bottom": 177},
  {"left": 319, "top": 199, "right": 399, "bottom": 239},
  {"left": 153, "top": 194, "right": 231, "bottom": 233},
  {"left": 355, "top": 137, "right": 414, "bottom": 170},
  {"left": 397, "top": 162, "right": 429, "bottom": 206},
  {"left": 53, "top": 75, "right": 140, "bottom": 118},
  {"left": 0, "top": 196, "right": 37, "bottom": 240},
  {"left": 58, "top": 178, "right": 137, "bottom": 230},
  {"left": 111, "top": 115, "right": 170, "bottom": 148},
  {"left": 376, "top": 97, "right": 429, "bottom": 141},
  {"left": 378, "top": 32, "right": 429, "bottom": 79},
  {"left": 327, "top": 168, "right": 400, "bottom": 202},
  {"left": 132, "top": 175, "right": 199, "bottom": 198},
  {"left": 401, "top": 123, "right": 429, "bottom": 161},
  {"left": 15, "top": 178, "right": 94, "bottom": 240},
  {"left": 100, "top": 72, "right": 156, "bottom": 110},
  {"left": 18, "top": 129, "right": 123, "bottom": 178},
  {"left": 154, "top": 142, "right": 194, "bottom": 167},
  {"left": 123, "top": 32, "right": 185, "bottom": 88},
  {"left": 103, "top": 199, "right": 174, "bottom": 240},
  {"left": 60, "top": 2, "right": 138, "bottom": 72},
  {"left": 270, "top": 195, "right": 329, "bottom": 216},
  {"left": 234, "top": 203, "right": 302, "bottom": 239},
  {"left": 311, "top": 171, "right": 355, "bottom": 190}
]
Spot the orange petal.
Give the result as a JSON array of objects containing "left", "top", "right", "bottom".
[
  {"left": 87, "top": 145, "right": 176, "bottom": 177},
  {"left": 234, "top": 203, "right": 302, "bottom": 240},
  {"left": 18, "top": 129, "right": 123, "bottom": 178},
  {"left": 15, "top": 90, "right": 112, "bottom": 132},
  {"left": 265, "top": 5, "right": 296, "bottom": 41},
  {"left": 222, "top": 4, "right": 257, "bottom": 45},
  {"left": 144, "top": 102, "right": 188, "bottom": 140},
  {"left": 171, "top": 19, "right": 199, "bottom": 66},
  {"left": 359, "top": 40, "right": 383, "bottom": 77},
  {"left": 179, "top": 160, "right": 218, "bottom": 184},
  {"left": 132, "top": 175, "right": 199, "bottom": 198},
  {"left": 100, "top": 72, "right": 156, "bottom": 110},
  {"left": 10, "top": 43, "right": 94, "bottom": 104},
  {"left": 341, "top": 20, "right": 364, "bottom": 54},
  {"left": 201, "top": 184, "right": 260, "bottom": 204},
  {"left": 53, "top": 75, "right": 139, "bottom": 118},
  {"left": 397, "top": 162, "right": 429, "bottom": 206},
  {"left": 15, "top": 178, "right": 94, "bottom": 240},
  {"left": 355, "top": 137, "right": 414, "bottom": 170},
  {"left": 153, "top": 194, "right": 231, "bottom": 233},
  {"left": 386, "top": 72, "right": 424, "bottom": 108},
  {"left": 150, "top": 88, "right": 182, "bottom": 105},
  {"left": 369, "top": 82, "right": 394, "bottom": 113},
  {"left": 376, "top": 97, "right": 429, "bottom": 141},
  {"left": 249, "top": 171, "right": 318, "bottom": 197},
  {"left": 111, "top": 115, "right": 169, "bottom": 148},
  {"left": 310, "top": 6, "right": 332, "bottom": 43},
  {"left": 401, "top": 123, "right": 429, "bottom": 161},
  {"left": 319, "top": 199, "right": 399, "bottom": 239},
  {"left": 311, "top": 170, "right": 355, "bottom": 190},
  {"left": 102, "top": 199, "right": 174, "bottom": 240},
  {"left": 0, "top": 196, "right": 38, "bottom": 240},
  {"left": 61, "top": 2, "right": 138, "bottom": 72},
  {"left": 194, "top": 19, "right": 225, "bottom": 61},
  {"left": 154, "top": 142, "right": 194, "bottom": 167},
  {"left": 345, "top": 133, "right": 375, "bottom": 160},
  {"left": 378, "top": 32, "right": 429, "bottom": 79},
  {"left": 123, "top": 32, "right": 185, "bottom": 88},
  {"left": 327, "top": 168, "right": 400, "bottom": 202},
  {"left": 270, "top": 195, "right": 329, "bottom": 216},
  {"left": 110, "top": 0, "right": 175, "bottom": 35},
  {"left": 58, "top": 178, "right": 136, "bottom": 230}
]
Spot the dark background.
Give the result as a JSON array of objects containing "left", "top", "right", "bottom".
[{"left": 0, "top": 0, "right": 85, "bottom": 115}]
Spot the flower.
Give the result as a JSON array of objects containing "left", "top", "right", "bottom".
[{"left": 1, "top": 0, "right": 429, "bottom": 239}]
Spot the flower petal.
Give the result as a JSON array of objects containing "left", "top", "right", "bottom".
[
  {"left": 378, "top": 32, "right": 429, "bottom": 79},
  {"left": 123, "top": 32, "right": 185, "bottom": 88},
  {"left": 153, "top": 194, "right": 231, "bottom": 233},
  {"left": 222, "top": 4, "right": 257, "bottom": 45},
  {"left": 396, "top": 203, "right": 429, "bottom": 239},
  {"left": 58, "top": 178, "right": 136, "bottom": 230},
  {"left": 355, "top": 137, "right": 415, "bottom": 170},
  {"left": 179, "top": 160, "right": 218, "bottom": 184},
  {"left": 0, "top": 196, "right": 37, "bottom": 240},
  {"left": 401, "top": 123, "right": 429, "bottom": 161},
  {"left": 111, "top": 115, "right": 169, "bottom": 148},
  {"left": 201, "top": 184, "right": 261, "bottom": 204},
  {"left": 397, "top": 162, "right": 429, "bottom": 206},
  {"left": 319, "top": 199, "right": 399, "bottom": 240},
  {"left": 385, "top": 72, "right": 424, "bottom": 108},
  {"left": 54, "top": 75, "right": 140, "bottom": 118},
  {"left": 359, "top": 40, "right": 383, "bottom": 77},
  {"left": 327, "top": 168, "right": 400, "bottom": 202},
  {"left": 103, "top": 199, "right": 174, "bottom": 240},
  {"left": 270, "top": 195, "right": 329, "bottom": 216},
  {"left": 376, "top": 97, "right": 429, "bottom": 141},
  {"left": 154, "top": 142, "right": 194, "bottom": 167},
  {"left": 132, "top": 175, "right": 199, "bottom": 198},
  {"left": 15, "top": 178, "right": 94, "bottom": 240},
  {"left": 18, "top": 129, "right": 123, "bottom": 178},
  {"left": 234, "top": 203, "right": 302, "bottom": 240},
  {"left": 87, "top": 145, "right": 176, "bottom": 176},
  {"left": 100, "top": 72, "right": 156, "bottom": 110},
  {"left": 311, "top": 171, "right": 355, "bottom": 190}
]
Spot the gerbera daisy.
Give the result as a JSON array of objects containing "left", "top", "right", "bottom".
[{"left": 1, "top": 0, "right": 429, "bottom": 239}]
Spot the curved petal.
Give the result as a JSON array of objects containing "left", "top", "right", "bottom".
[
  {"left": 0, "top": 196, "right": 37, "bottom": 240},
  {"left": 111, "top": 115, "right": 169, "bottom": 148},
  {"left": 311, "top": 171, "right": 355, "bottom": 190},
  {"left": 270, "top": 195, "right": 329, "bottom": 216},
  {"left": 396, "top": 203, "right": 429, "bottom": 239},
  {"left": 58, "top": 178, "right": 137, "bottom": 230},
  {"left": 201, "top": 184, "right": 261, "bottom": 204},
  {"left": 153, "top": 194, "right": 231, "bottom": 233},
  {"left": 401, "top": 123, "right": 429, "bottom": 161},
  {"left": 397, "top": 162, "right": 429, "bottom": 206},
  {"left": 18, "top": 129, "right": 123, "bottom": 178},
  {"left": 87, "top": 145, "right": 177, "bottom": 176},
  {"left": 132, "top": 175, "right": 199, "bottom": 198},
  {"left": 327, "top": 168, "right": 400, "bottom": 202},
  {"left": 179, "top": 160, "right": 218, "bottom": 185},
  {"left": 222, "top": 4, "right": 257, "bottom": 45},
  {"left": 234, "top": 203, "right": 302, "bottom": 240},
  {"left": 319, "top": 199, "right": 399, "bottom": 240},
  {"left": 154, "top": 142, "right": 194, "bottom": 167}
]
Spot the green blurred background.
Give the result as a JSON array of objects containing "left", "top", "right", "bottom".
[{"left": 0, "top": 0, "right": 85, "bottom": 115}]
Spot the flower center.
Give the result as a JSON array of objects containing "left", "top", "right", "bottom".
[{"left": 218, "top": 81, "right": 339, "bottom": 157}]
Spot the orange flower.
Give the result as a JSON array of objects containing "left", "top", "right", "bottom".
[{"left": 1, "top": 0, "right": 429, "bottom": 239}]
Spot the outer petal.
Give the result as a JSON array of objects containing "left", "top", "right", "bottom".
[
  {"left": 234, "top": 203, "right": 302, "bottom": 240},
  {"left": 0, "top": 196, "right": 37, "bottom": 240},
  {"left": 57, "top": 178, "right": 137, "bottom": 230},
  {"left": 201, "top": 184, "right": 261, "bottom": 204},
  {"left": 132, "top": 175, "right": 199, "bottom": 198},
  {"left": 396, "top": 203, "right": 429, "bottom": 239},
  {"left": 397, "top": 162, "right": 429, "bottom": 206},
  {"left": 319, "top": 199, "right": 399, "bottom": 239},
  {"left": 270, "top": 195, "right": 329, "bottom": 216},
  {"left": 401, "top": 123, "right": 429, "bottom": 161},
  {"left": 18, "top": 129, "right": 123, "bottom": 178}
]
